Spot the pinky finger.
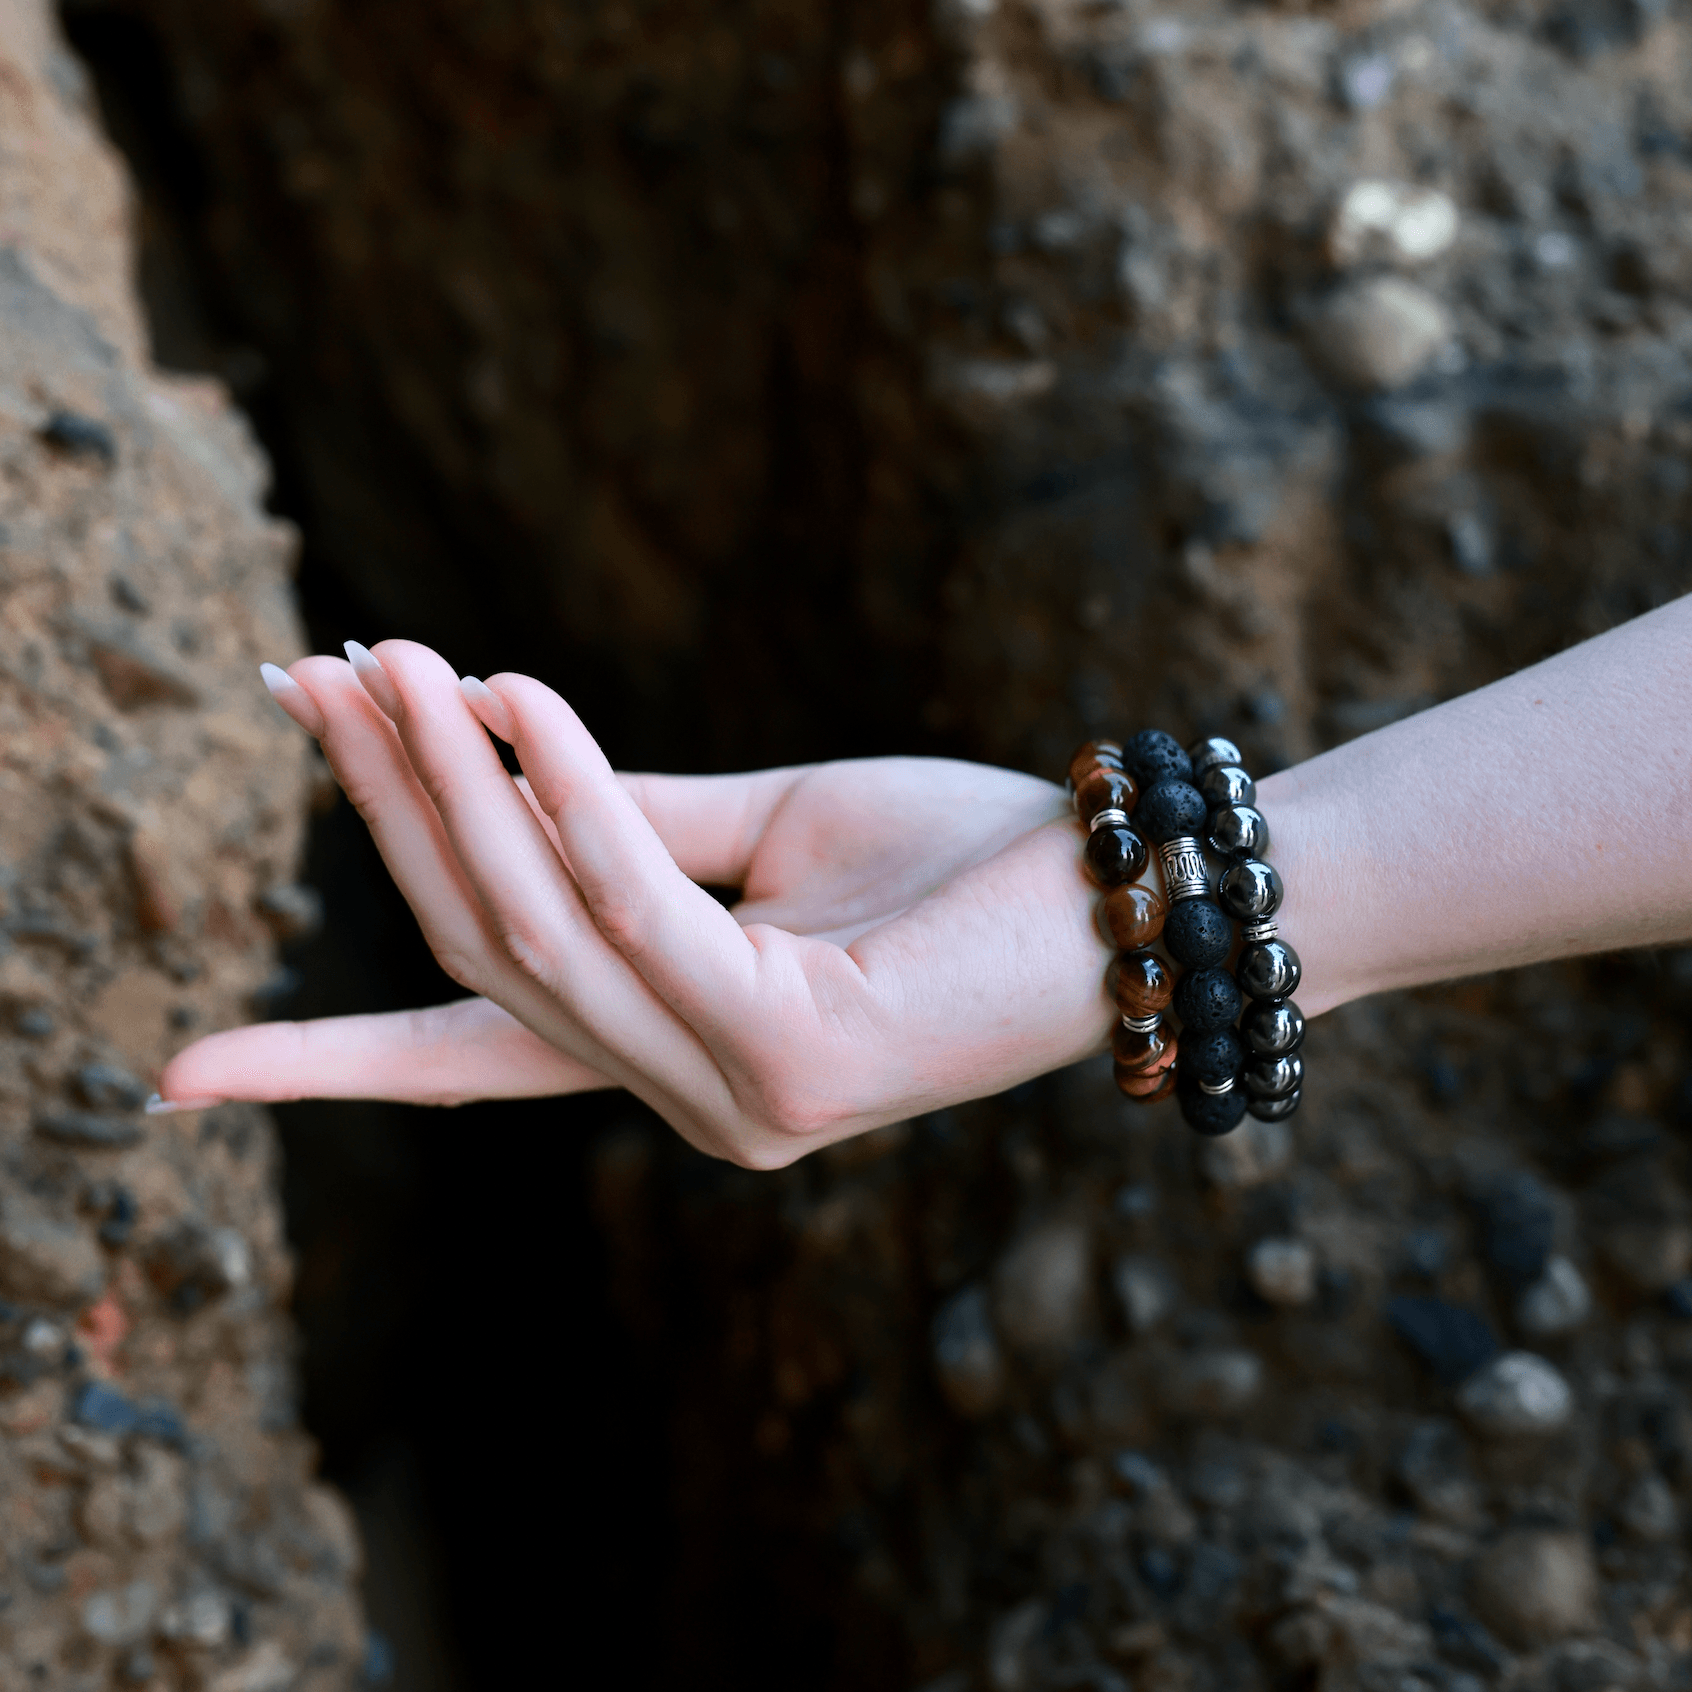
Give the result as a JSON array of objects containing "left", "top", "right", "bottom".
[{"left": 155, "top": 997, "right": 612, "bottom": 1108}]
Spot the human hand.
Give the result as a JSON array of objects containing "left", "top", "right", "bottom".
[{"left": 158, "top": 641, "right": 1116, "bottom": 1166}]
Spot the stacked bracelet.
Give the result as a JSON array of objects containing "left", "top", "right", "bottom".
[{"left": 1069, "top": 731, "right": 1306, "bottom": 1137}]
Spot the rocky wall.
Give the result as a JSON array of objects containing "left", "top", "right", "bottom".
[
  {"left": 49, "top": 0, "right": 1692, "bottom": 1687},
  {"left": 0, "top": 4, "right": 367, "bottom": 1688}
]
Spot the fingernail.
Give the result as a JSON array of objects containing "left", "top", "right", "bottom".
[
  {"left": 145, "top": 1093, "right": 224, "bottom": 1116},
  {"left": 460, "top": 676, "right": 517, "bottom": 742},
  {"left": 259, "top": 662, "right": 326, "bottom": 737},
  {"left": 344, "top": 640, "right": 402, "bottom": 719}
]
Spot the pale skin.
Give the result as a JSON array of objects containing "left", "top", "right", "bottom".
[{"left": 154, "top": 597, "right": 1692, "bottom": 1168}]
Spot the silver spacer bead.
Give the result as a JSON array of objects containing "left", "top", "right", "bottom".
[
  {"left": 1157, "top": 836, "right": 1209, "bottom": 903},
  {"left": 1121, "top": 1012, "right": 1162, "bottom": 1034},
  {"left": 1089, "top": 807, "right": 1130, "bottom": 833},
  {"left": 1198, "top": 1076, "right": 1237, "bottom": 1096},
  {"left": 1242, "top": 916, "right": 1279, "bottom": 944}
]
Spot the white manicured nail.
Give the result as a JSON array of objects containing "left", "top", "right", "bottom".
[
  {"left": 344, "top": 641, "right": 402, "bottom": 719},
  {"left": 460, "top": 676, "right": 517, "bottom": 742},
  {"left": 259, "top": 663, "right": 326, "bottom": 736},
  {"left": 145, "top": 1093, "right": 224, "bottom": 1116}
]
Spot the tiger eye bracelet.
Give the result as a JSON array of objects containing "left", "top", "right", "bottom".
[{"left": 1069, "top": 732, "right": 1306, "bottom": 1136}]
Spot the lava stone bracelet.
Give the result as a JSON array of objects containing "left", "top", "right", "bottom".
[{"left": 1068, "top": 731, "right": 1305, "bottom": 1135}]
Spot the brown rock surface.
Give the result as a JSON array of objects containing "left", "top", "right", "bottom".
[{"left": 0, "top": 2, "right": 363, "bottom": 1685}]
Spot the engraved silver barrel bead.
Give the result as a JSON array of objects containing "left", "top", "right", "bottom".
[{"left": 1157, "top": 836, "right": 1210, "bottom": 903}]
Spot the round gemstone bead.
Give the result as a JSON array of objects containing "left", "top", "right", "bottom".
[
  {"left": 1084, "top": 824, "right": 1147, "bottom": 888},
  {"left": 1183, "top": 1027, "right": 1244, "bottom": 1087},
  {"left": 1099, "top": 884, "right": 1166, "bottom": 950},
  {"left": 1068, "top": 739, "right": 1124, "bottom": 792},
  {"left": 1245, "top": 1052, "right": 1304, "bottom": 1099},
  {"left": 1075, "top": 765, "right": 1140, "bottom": 823},
  {"left": 1172, "top": 967, "right": 1242, "bottom": 1032},
  {"left": 1197, "top": 764, "right": 1256, "bottom": 809},
  {"left": 1210, "top": 803, "right": 1269, "bottom": 859},
  {"left": 1113, "top": 950, "right": 1173, "bottom": 1018},
  {"left": 1240, "top": 998, "right": 1304, "bottom": 1056},
  {"left": 1218, "top": 858, "right": 1283, "bottom": 922},
  {"left": 1187, "top": 736, "right": 1243, "bottom": 778},
  {"left": 1163, "top": 899, "right": 1232, "bottom": 969},
  {"left": 1124, "top": 729, "right": 1193, "bottom": 788},
  {"left": 1134, "top": 780, "right": 1208, "bottom": 845},
  {"left": 1248, "top": 1088, "right": 1301, "bottom": 1122},
  {"left": 1117, "top": 1064, "right": 1178, "bottom": 1104},
  {"left": 1238, "top": 939, "right": 1301, "bottom": 1001},
  {"left": 1112, "top": 1020, "right": 1175, "bottom": 1075},
  {"left": 1179, "top": 1082, "right": 1248, "bottom": 1137}
]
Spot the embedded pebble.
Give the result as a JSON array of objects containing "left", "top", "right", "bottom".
[
  {"left": 1516, "top": 1256, "right": 1591, "bottom": 1336},
  {"left": 1112, "top": 1254, "right": 1176, "bottom": 1333},
  {"left": 1600, "top": 1220, "right": 1692, "bottom": 1291},
  {"left": 1617, "top": 1471, "right": 1678, "bottom": 1542},
  {"left": 1199, "top": 1118, "right": 1291, "bottom": 1189},
  {"left": 994, "top": 1221, "right": 1091, "bottom": 1351},
  {"left": 1161, "top": 1348, "right": 1262, "bottom": 1417},
  {"left": 1469, "top": 1531, "right": 1598, "bottom": 1648},
  {"left": 1246, "top": 1238, "right": 1316, "bottom": 1306},
  {"left": 1314, "top": 276, "right": 1453, "bottom": 390},
  {"left": 1456, "top": 1351, "right": 1573, "bottom": 1436},
  {"left": 1329, "top": 180, "right": 1460, "bottom": 268},
  {"left": 932, "top": 1284, "right": 1006, "bottom": 1417}
]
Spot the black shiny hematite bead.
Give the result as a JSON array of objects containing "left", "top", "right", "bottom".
[
  {"left": 1135, "top": 780, "right": 1208, "bottom": 845},
  {"left": 1249, "top": 1088, "right": 1302, "bottom": 1122},
  {"left": 1240, "top": 998, "right": 1304, "bottom": 1057},
  {"left": 1180, "top": 1082, "right": 1249, "bottom": 1137},
  {"left": 1187, "top": 736, "right": 1242, "bottom": 778},
  {"left": 1164, "top": 899, "right": 1232, "bottom": 968},
  {"left": 1124, "top": 730, "right": 1193, "bottom": 789},
  {"left": 1245, "top": 1052, "right": 1304, "bottom": 1099},
  {"left": 1173, "top": 967, "right": 1242, "bottom": 1032},
  {"left": 1198, "top": 764, "right": 1255, "bottom": 809},
  {"left": 1218, "top": 859, "right": 1283, "bottom": 923},
  {"left": 1183, "top": 1027, "right": 1244, "bottom": 1087},
  {"left": 1238, "top": 939, "right": 1301, "bottom": 1001},
  {"left": 1083, "top": 824, "right": 1148, "bottom": 888},
  {"left": 1210, "top": 803, "right": 1269, "bottom": 859}
]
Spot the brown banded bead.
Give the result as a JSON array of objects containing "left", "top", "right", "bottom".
[
  {"left": 1075, "top": 764, "right": 1138, "bottom": 823},
  {"left": 1116, "top": 1064, "right": 1179, "bottom": 1104},
  {"left": 1112, "top": 949, "right": 1173, "bottom": 1019},
  {"left": 1098, "top": 884, "right": 1166, "bottom": 951},
  {"left": 1112, "top": 1019, "right": 1174, "bottom": 1074},
  {"left": 1067, "top": 739, "right": 1125, "bottom": 793}
]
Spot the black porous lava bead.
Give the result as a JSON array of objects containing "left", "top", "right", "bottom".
[
  {"left": 1163, "top": 899, "right": 1232, "bottom": 968},
  {"left": 1249, "top": 1088, "right": 1301, "bottom": 1122},
  {"left": 1084, "top": 824, "right": 1148, "bottom": 888},
  {"left": 1240, "top": 998, "right": 1305, "bottom": 1056},
  {"left": 1183, "top": 1027, "right": 1244, "bottom": 1087},
  {"left": 1238, "top": 938, "right": 1301, "bottom": 1000},
  {"left": 1245, "top": 1052, "right": 1304, "bottom": 1099},
  {"left": 1134, "top": 780, "right": 1208, "bottom": 845},
  {"left": 1124, "top": 729, "right": 1193, "bottom": 788},
  {"left": 1173, "top": 967, "right": 1243, "bottom": 1032},
  {"left": 1218, "top": 859, "right": 1283, "bottom": 923},
  {"left": 1179, "top": 1082, "right": 1249, "bottom": 1137},
  {"left": 1210, "top": 803, "right": 1269, "bottom": 859}
]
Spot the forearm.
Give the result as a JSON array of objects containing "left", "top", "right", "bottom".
[{"left": 1265, "top": 595, "right": 1692, "bottom": 1018}]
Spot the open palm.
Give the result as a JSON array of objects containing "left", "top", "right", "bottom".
[{"left": 160, "top": 643, "right": 1114, "bottom": 1165}]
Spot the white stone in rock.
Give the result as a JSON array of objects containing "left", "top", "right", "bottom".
[
  {"left": 1456, "top": 1351, "right": 1573, "bottom": 1437},
  {"left": 1470, "top": 1530, "right": 1598, "bottom": 1647},
  {"left": 22, "top": 1317, "right": 64, "bottom": 1356},
  {"left": 1161, "top": 1347, "right": 1263, "bottom": 1417},
  {"left": 81, "top": 1581, "right": 157, "bottom": 1647},
  {"left": 1200, "top": 1117, "right": 1292, "bottom": 1190},
  {"left": 1618, "top": 1471, "right": 1679, "bottom": 1543},
  {"left": 1516, "top": 1255, "right": 1591, "bottom": 1337},
  {"left": 1112, "top": 1253, "right": 1176, "bottom": 1333},
  {"left": 1330, "top": 180, "right": 1460, "bottom": 268},
  {"left": 994, "top": 1221, "right": 1092, "bottom": 1351},
  {"left": 1314, "top": 277, "right": 1453, "bottom": 391},
  {"left": 1247, "top": 1238, "right": 1317, "bottom": 1306}
]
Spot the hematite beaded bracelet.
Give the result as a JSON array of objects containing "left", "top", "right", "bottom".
[{"left": 1068, "top": 731, "right": 1306, "bottom": 1135}]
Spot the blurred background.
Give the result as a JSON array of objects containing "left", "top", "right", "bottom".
[{"left": 48, "top": 0, "right": 1692, "bottom": 1686}]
